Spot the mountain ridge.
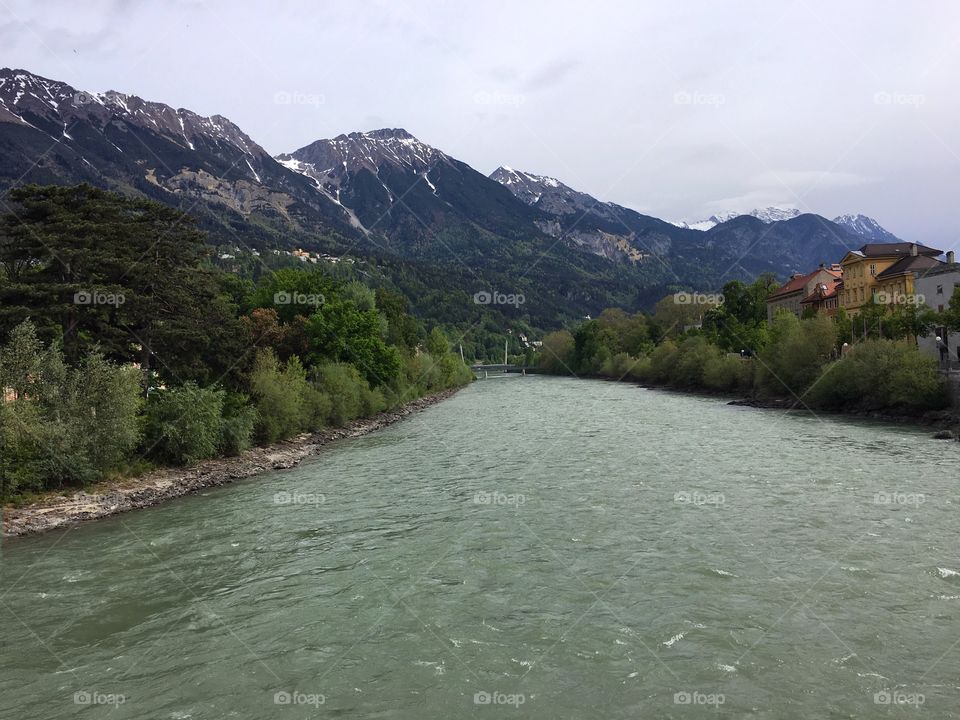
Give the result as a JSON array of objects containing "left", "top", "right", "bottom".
[{"left": 0, "top": 67, "right": 899, "bottom": 323}]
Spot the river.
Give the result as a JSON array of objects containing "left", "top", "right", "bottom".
[{"left": 2, "top": 376, "right": 959, "bottom": 718}]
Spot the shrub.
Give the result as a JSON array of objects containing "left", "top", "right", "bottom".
[
  {"left": 67, "top": 352, "right": 144, "bottom": 475},
  {"left": 600, "top": 352, "right": 638, "bottom": 379},
  {"left": 672, "top": 336, "right": 720, "bottom": 388},
  {"left": 807, "top": 339, "right": 947, "bottom": 412},
  {"left": 0, "top": 322, "right": 144, "bottom": 492},
  {"left": 703, "top": 353, "right": 751, "bottom": 392},
  {"left": 313, "top": 362, "right": 370, "bottom": 426},
  {"left": 625, "top": 356, "right": 651, "bottom": 382},
  {"left": 219, "top": 392, "right": 258, "bottom": 456},
  {"left": 143, "top": 383, "right": 225, "bottom": 465},
  {"left": 248, "top": 349, "right": 312, "bottom": 443},
  {"left": 756, "top": 313, "right": 836, "bottom": 398},
  {"left": 647, "top": 340, "right": 678, "bottom": 383}
]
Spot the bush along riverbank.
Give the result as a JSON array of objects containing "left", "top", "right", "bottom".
[
  {"left": 2, "top": 387, "right": 462, "bottom": 538},
  {"left": 535, "top": 290, "right": 956, "bottom": 433},
  {"left": 0, "top": 185, "right": 474, "bottom": 507}
]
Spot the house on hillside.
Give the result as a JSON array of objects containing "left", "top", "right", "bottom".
[
  {"left": 766, "top": 264, "right": 842, "bottom": 324},
  {"left": 838, "top": 242, "right": 943, "bottom": 316}
]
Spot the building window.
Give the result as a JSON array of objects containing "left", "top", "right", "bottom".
[
  {"left": 869, "top": 264, "right": 877, "bottom": 276},
  {"left": 937, "top": 285, "right": 943, "bottom": 295},
  {"left": 939, "top": 304, "right": 945, "bottom": 312}
]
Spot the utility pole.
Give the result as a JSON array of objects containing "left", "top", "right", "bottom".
[
  {"left": 504, "top": 338, "right": 508, "bottom": 366},
  {"left": 459, "top": 344, "right": 464, "bottom": 363}
]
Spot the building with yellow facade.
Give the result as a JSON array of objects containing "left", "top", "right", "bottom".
[{"left": 838, "top": 242, "right": 943, "bottom": 315}]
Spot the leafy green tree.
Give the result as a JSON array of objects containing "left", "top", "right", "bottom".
[
  {"left": 305, "top": 299, "right": 401, "bottom": 386},
  {"left": 702, "top": 275, "right": 778, "bottom": 353},
  {"left": 426, "top": 327, "right": 450, "bottom": 356},
  {"left": 941, "top": 287, "right": 960, "bottom": 333},
  {"left": 375, "top": 287, "right": 422, "bottom": 351},
  {"left": 538, "top": 330, "right": 575, "bottom": 374},
  {"left": 887, "top": 302, "right": 939, "bottom": 340}
]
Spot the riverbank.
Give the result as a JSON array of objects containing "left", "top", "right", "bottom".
[
  {"left": 1, "top": 387, "right": 462, "bottom": 539},
  {"left": 624, "top": 376, "right": 959, "bottom": 435}
]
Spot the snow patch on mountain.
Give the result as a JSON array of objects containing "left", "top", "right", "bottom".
[
  {"left": 672, "top": 206, "right": 802, "bottom": 230},
  {"left": 831, "top": 213, "right": 901, "bottom": 242},
  {"left": 0, "top": 68, "right": 268, "bottom": 162}
]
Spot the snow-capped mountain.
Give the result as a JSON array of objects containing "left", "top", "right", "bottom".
[
  {"left": 673, "top": 207, "right": 901, "bottom": 242},
  {"left": 489, "top": 164, "right": 684, "bottom": 262},
  {"left": 276, "top": 129, "right": 546, "bottom": 251},
  {"left": 831, "top": 213, "right": 901, "bottom": 242},
  {"left": 278, "top": 128, "right": 448, "bottom": 177},
  {"left": 0, "top": 67, "right": 359, "bottom": 245},
  {"left": 275, "top": 128, "right": 455, "bottom": 217},
  {"left": 0, "top": 66, "right": 901, "bottom": 320},
  {"left": 489, "top": 166, "right": 577, "bottom": 209},
  {"left": 673, "top": 206, "right": 802, "bottom": 230},
  {"left": 491, "top": 167, "right": 861, "bottom": 281},
  {"left": 0, "top": 68, "right": 265, "bottom": 166}
]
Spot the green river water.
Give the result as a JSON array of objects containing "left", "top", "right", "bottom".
[{"left": 2, "top": 376, "right": 959, "bottom": 718}]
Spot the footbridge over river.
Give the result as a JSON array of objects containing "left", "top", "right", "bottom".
[{"left": 469, "top": 364, "right": 539, "bottom": 378}]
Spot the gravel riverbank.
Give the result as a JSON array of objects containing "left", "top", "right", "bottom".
[{"left": 2, "top": 387, "right": 462, "bottom": 539}]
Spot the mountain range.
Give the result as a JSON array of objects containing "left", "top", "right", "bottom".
[{"left": 0, "top": 68, "right": 907, "bottom": 325}]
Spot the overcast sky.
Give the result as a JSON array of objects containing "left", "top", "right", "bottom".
[{"left": 2, "top": 0, "right": 959, "bottom": 245}]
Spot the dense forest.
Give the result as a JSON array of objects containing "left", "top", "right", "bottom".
[{"left": 0, "top": 185, "right": 473, "bottom": 498}]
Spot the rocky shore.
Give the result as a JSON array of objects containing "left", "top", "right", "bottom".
[
  {"left": 727, "top": 397, "right": 959, "bottom": 435},
  {"left": 2, "top": 387, "right": 462, "bottom": 539}
]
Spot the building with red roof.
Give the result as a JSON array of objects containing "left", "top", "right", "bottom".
[{"left": 766, "top": 264, "right": 843, "bottom": 324}]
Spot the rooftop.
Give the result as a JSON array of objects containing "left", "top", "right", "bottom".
[
  {"left": 801, "top": 277, "right": 842, "bottom": 304},
  {"left": 875, "top": 254, "right": 943, "bottom": 279},
  {"left": 768, "top": 266, "right": 842, "bottom": 300},
  {"left": 858, "top": 242, "right": 942, "bottom": 258}
]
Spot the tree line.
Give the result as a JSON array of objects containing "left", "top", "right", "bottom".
[
  {"left": 538, "top": 275, "right": 951, "bottom": 415},
  {"left": 0, "top": 185, "right": 472, "bottom": 499}
]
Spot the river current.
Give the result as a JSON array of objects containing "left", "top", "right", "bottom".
[{"left": 2, "top": 376, "right": 959, "bottom": 718}]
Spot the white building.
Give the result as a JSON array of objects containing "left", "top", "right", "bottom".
[{"left": 914, "top": 254, "right": 960, "bottom": 366}]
